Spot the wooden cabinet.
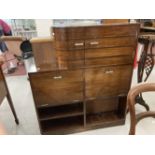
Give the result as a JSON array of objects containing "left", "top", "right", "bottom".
[{"left": 29, "top": 23, "right": 140, "bottom": 134}]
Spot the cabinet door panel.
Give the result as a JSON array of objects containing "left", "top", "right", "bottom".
[
  {"left": 85, "top": 37, "right": 136, "bottom": 49},
  {"left": 85, "top": 24, "right": 139, "bottom": 38},
  {"left": 29, "top": 70, "right": 83, "bottom": 107},
  {"left": 85, "top": 47, "right": 134, "bottom": 59},
  {"left": 85, "top": 56, "right": 133, "bottom": 67},
  {"left": 85, "top": 65, "right": 133, "bottom": 99}
]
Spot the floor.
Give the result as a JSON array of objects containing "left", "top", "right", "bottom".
[{"left": 0, "top": 64, "right": 155, "bottom": 135}]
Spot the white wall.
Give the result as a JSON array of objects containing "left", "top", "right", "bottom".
[{"left": 35, "top": 19, "right": 53, "bottom": 37}]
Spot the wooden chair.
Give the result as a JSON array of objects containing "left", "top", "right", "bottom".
[{"left": 128, "top": 83, "right": 155, "bottom": 135}]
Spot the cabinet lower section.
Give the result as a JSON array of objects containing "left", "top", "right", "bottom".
[{"left": 35, "top": 96, "right": 127, "bottom": 135}]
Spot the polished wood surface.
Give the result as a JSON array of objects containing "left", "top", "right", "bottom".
[
  {"left": 31, "top": 37, "right": 57, "bottom": 71},
  {"left": 103, "top": 19, "right": 129, "bottom": 24},
  {"left": 29, "top": 69, "right": 83, "bottom": 107},
  {"left": 29, "top": 23, "right": 140, "bottom": 134},
  {"left": 85, "top": 65, "right": 133, "bottom": 99},
  {"left": 128, "top": 83, "right": 155, "bottom": 135}
]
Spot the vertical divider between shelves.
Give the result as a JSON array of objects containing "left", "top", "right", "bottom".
[{"left": 83, "top": 31, "right": 87, "bottom": 127}]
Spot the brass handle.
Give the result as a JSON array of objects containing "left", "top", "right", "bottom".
[
  {"left": 105, "top": 70, "right": 114, "bottom": 74},
  {"left": 74, "top": 42, "right": 84, "bottom": 46},
  {"left": 90, "top": 41, "right": 99, "bottom": 45},
  {"left": 53, "top": 76, "right": 62, "bottom": 79}
]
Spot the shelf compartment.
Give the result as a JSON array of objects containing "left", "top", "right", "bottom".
[
  {"left": 86, "top": 111, "right": 124, "bottom": 127},
  {"left": 38, "top": 102, "right": 83, "bottom": 121},
  {"left": 41, "top": 116, "right": 84, "bottom": 134},
  {"left": 86, "top": 96, "right": 127, "bottom": 127}
]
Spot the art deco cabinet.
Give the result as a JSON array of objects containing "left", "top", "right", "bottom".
[{"left": 29, "top": 23, "right": 140, "bottom": 134}]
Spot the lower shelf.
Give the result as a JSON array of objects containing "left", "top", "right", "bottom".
[
  {"left": 41, "top": 116, "right": 84, "bottom": 135},
  {"left": 86, "top": 111, "right": 124, "bottom": 128}
]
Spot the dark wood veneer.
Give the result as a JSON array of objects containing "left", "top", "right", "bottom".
[{"left": 29, "top": 23, "right": 139, "bottom": 134}]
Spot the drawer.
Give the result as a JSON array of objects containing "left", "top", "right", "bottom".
[
  {"left": 85, "top": 55, "right": 133, "bottom": 67},
  {"left": 85, "top": 65, "right": 133, "bottom": 99},
  {"left": 55, "top": 40, "right": 85, "bottom": 50},
  {"left": 57, "top": 50, "right": 84, "bottom": 60},
  {"left": 85, "top": 24, "right": 139, "bottom": 39},
  {"left": 85, "top": 37, "right": 136, "bottom": 49},
  {"left": 29, "top": 70, "right": 84, "bottom": 107},
  {"left": 85, "top": 47, "right": 134, "bottom": 59}
]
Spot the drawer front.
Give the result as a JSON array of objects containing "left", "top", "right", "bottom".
[
  {"left": 85, "top": 24, "right": 139, "bottom": 39},
  {"left": 85, "top": 37, "right": 136, "bottom": 49},
  {"left": 85, "top": 65, "right": 133, "bottom": 99},
  {"left": 55, "top": 40, "right": 85, "bottom": 50},
  {"left": 29, "top": 70, "right": 83, "bottom": 107},
  {"left": 57, "top": 50, "right": 84, "bottom": 60},
  {"left": 85, "top": 47, "right": 134, "bottom": 59},
  {"left": 85, "top": 56, "right": 133, "bottom": 67}
]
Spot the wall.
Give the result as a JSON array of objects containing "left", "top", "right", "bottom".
[{"left": 35, "top": 19, "right": 53, "bottom": 37}]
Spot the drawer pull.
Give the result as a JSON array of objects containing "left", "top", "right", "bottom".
[
  {"left": 105, "top": 70, "right": 114, "bottom": 74},
  {"left": 74, "top": 43, "right": 84, "bottom": 46},
  {"left": 53, "top": 76, "right": 62, "bottom": 79},
  {"left": 90, "top": 41, "right": 99, "bottom": 45}
]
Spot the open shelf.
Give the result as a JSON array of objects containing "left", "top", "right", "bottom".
[
  {"left": 86, "top": 111, "right": 124, "bottom": 127},
  {"left": 41, "top": 116, "right": 84, "bottom": 134},
  {"left": 38, "top": 102, "right": 83, "bottom": 121}
]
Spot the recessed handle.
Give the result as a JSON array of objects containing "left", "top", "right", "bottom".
[
  {"left": 74, "top": 42, "right": 84, "bottom": 46},
  {"left": 105, "top": 70, "right": 114, "bottom": 74},
  {"left": 53, "top": 76, "right": 62, "bottom": 79},
  {"left": 90, "top": 41, "right": 99, "bottom": 45}
]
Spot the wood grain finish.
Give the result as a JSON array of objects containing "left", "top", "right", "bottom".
[
  {"left": 85, "top": 65, "right": 133, "bottom": 99},
  {"left": 29, "top": 69, "right": 83, "bottom": 107},
  {"left": 85, "top": 47, "right": 134, "bottom": 59},
  {"left": 29, "top": 23, "right": 139, "bottom": 134},
  {"left": 31, "top": 37, "right": 57, "bottom": 71},
  {"left": 86, "top": 98, "right": 119, "bottom": 114}
]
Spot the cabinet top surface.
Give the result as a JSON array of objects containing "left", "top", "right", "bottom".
[{"left": 52, "top": 23, "right": 139, "bottom": 28}]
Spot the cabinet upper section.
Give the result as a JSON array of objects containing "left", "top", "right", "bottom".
[{"left": 53, "top": 23, "right": 140, "bottom": 41}]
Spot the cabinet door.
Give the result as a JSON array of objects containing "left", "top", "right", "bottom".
[
  {"left": 57, "top": 50, "right": 85, "bottom": 69},
  {"left": 29, "top": 70, "right": 84, "bottom": 107},
  {"left": 85, "top": 65, "right": 133, "bottom": 99},
  {"left": 0, "top": 69, "right": 7, "bottom": 104}
]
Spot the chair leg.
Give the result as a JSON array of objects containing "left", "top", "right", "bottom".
[
  {"left": 6, "top": 93, "right": 19, "bottom": 125},
  {"left": 135, "top": 95, "right": 150, "bottom": 111}
]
